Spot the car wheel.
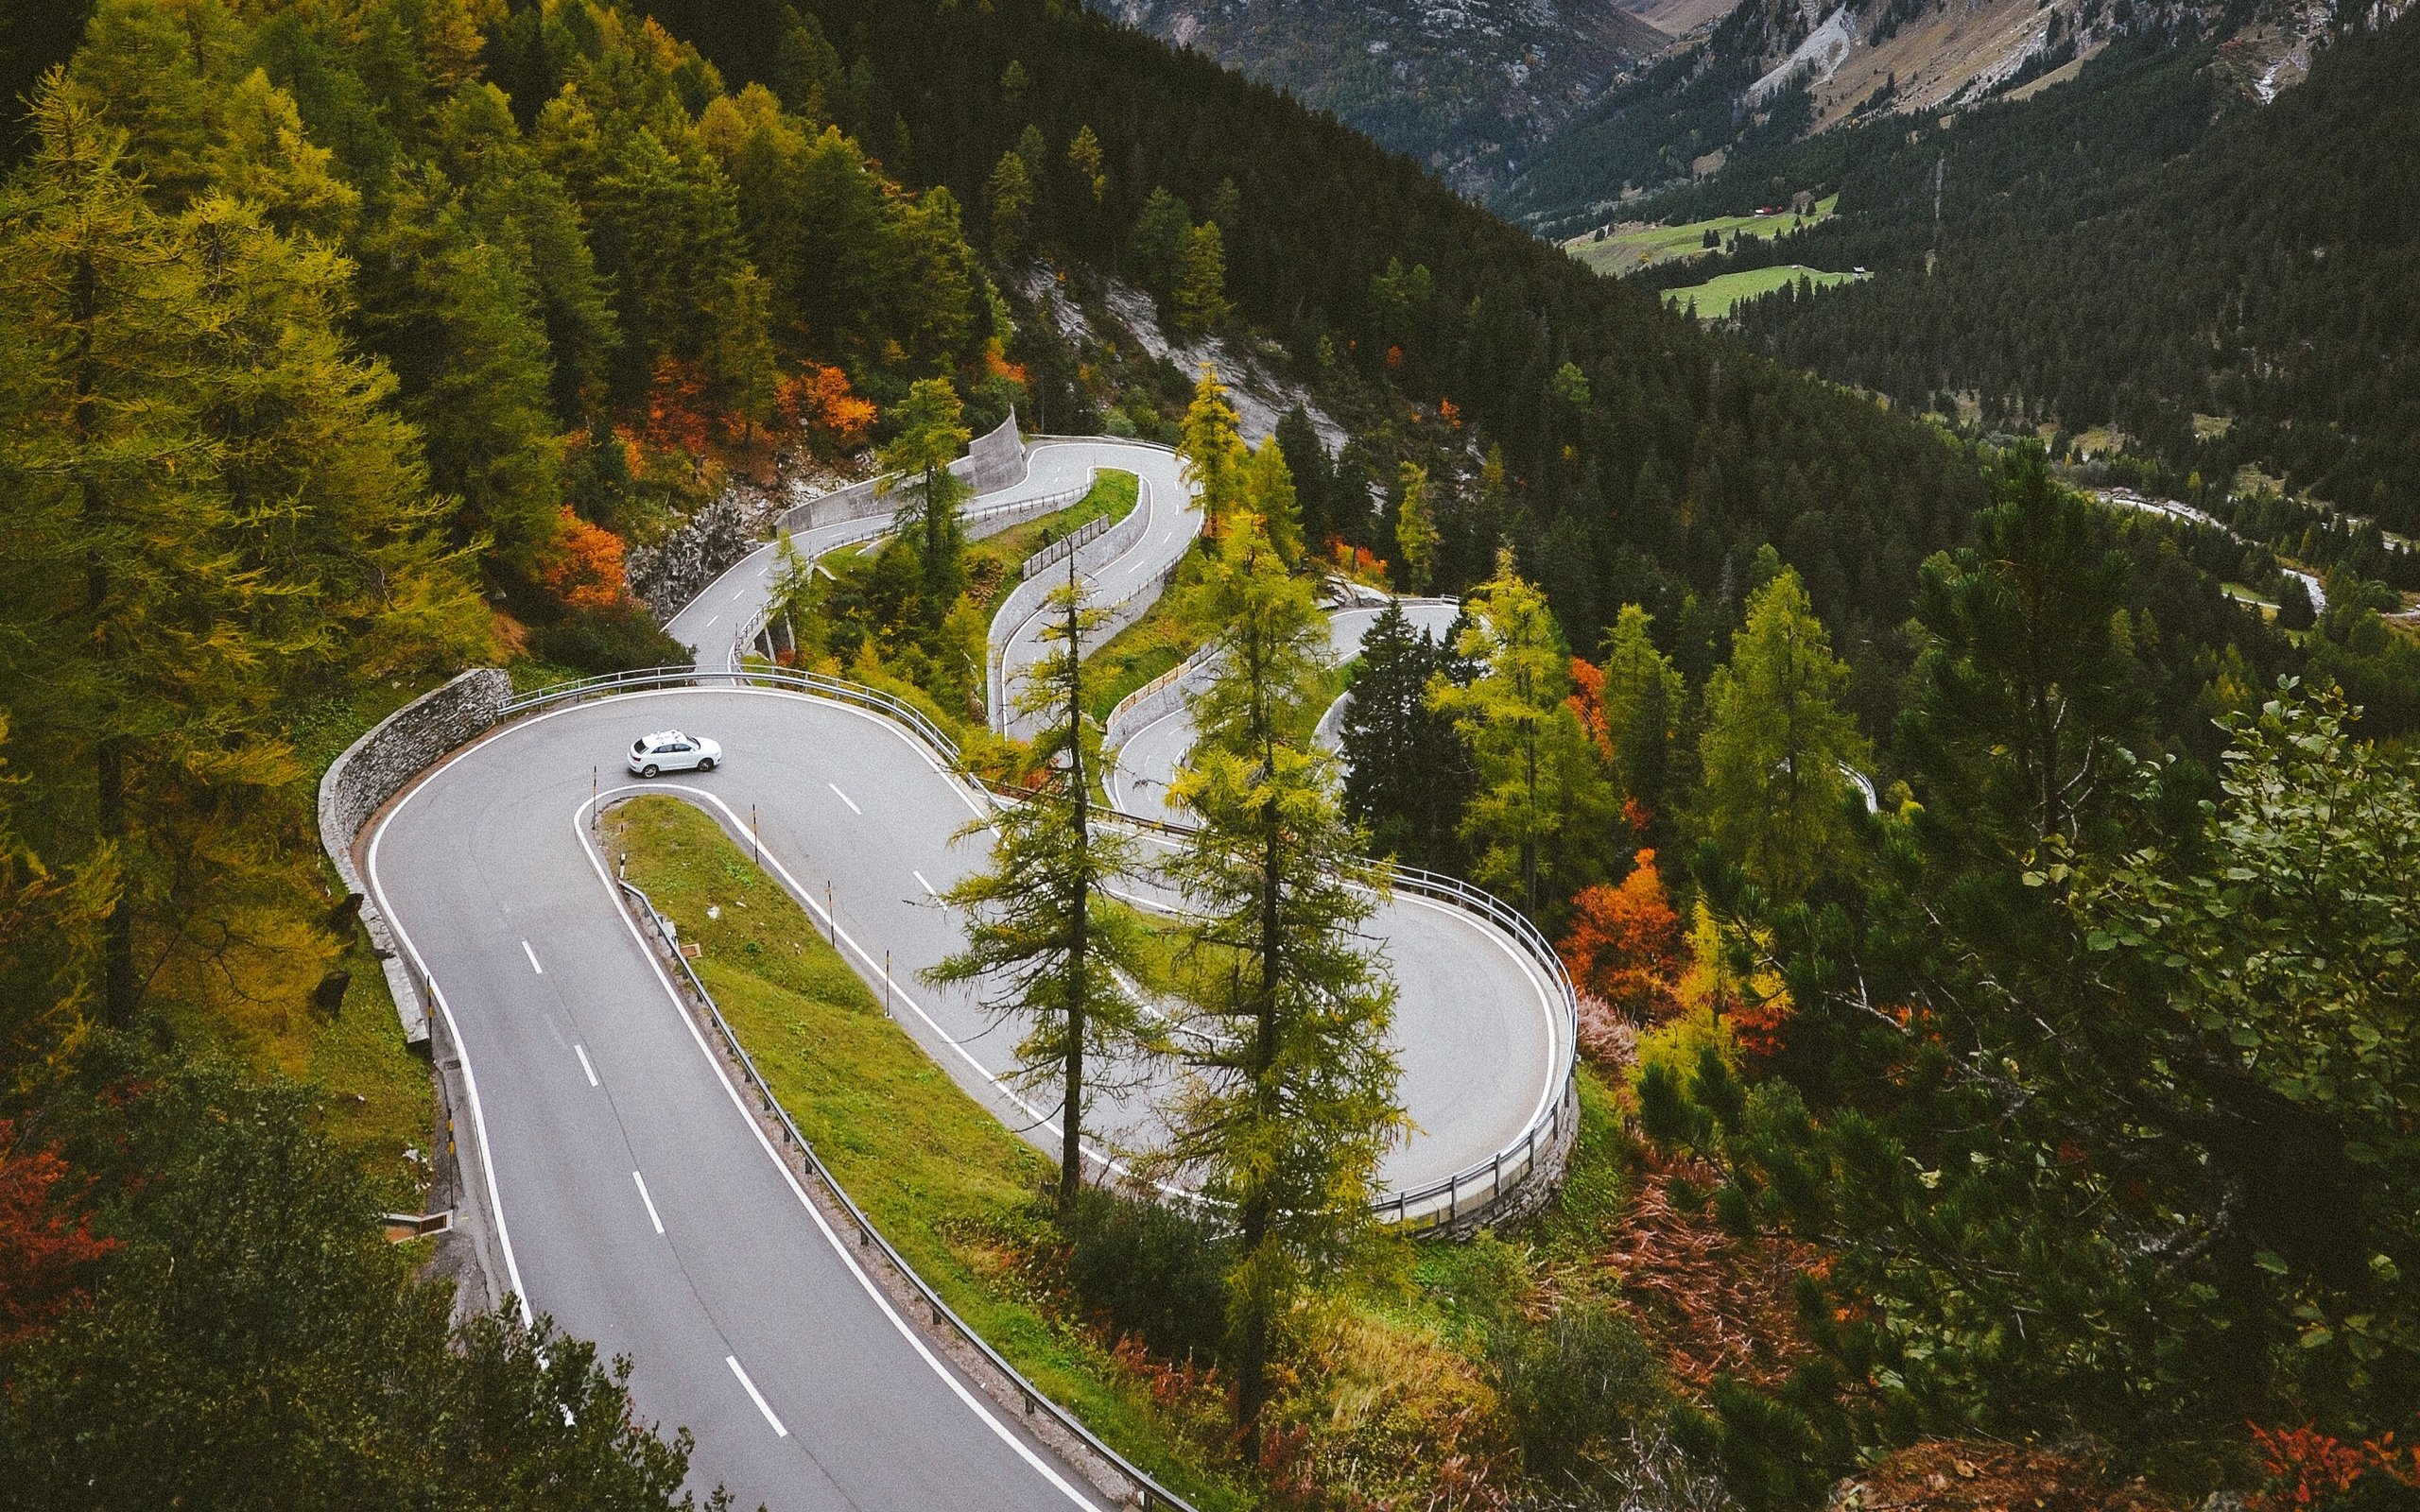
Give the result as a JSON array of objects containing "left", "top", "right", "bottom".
[
  {"left": 641, "top": 763, "right": 659, "bottom": 778},
  {"left": 698, "top": 756, "right": 716, "bottom": 772}
]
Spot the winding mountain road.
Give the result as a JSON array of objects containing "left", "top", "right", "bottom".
[
  {"left": 365, "top": 438, "right": 1561, "bottom": 1508},
  {"left": 1107, "top": 600, "right": 1464, "bottom": 824}
]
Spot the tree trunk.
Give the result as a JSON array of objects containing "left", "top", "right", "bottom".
[
  {"left": 74, "top": 243, "right": 136, "bottom": 1025},
  {"left": 1059, "top": 581, "right": 1091, "bottom": 1223},
  {"left": 1235, "top": 775, "right": 1284, "bottom": 1451},
  {"left": 98, "top": 735, "right": 135, "bottom": 1024}
]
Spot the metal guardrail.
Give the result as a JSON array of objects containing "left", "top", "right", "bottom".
[
  {"left": 613, "top": 872, "right": 1198, "bottom": 1512},
  {"left": 986, "top": 473, "right": 1164, "bottom": 729},
  {"left": 982, "top": 510, "right": 1171, "bottom": 735},
  {"left": 1015, "top": 482, "right": 1134, "bottom": 583},
  {"left": 508, "top": 662, "right": 1582, "bottom": 1237}
]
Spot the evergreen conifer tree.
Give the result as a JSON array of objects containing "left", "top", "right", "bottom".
[
  {"left": 1432, "top": 549, "right": 1614, "bottom": 918},
  {"left": 1159, "top": 515, "right": 1404, "bottom": 1454},
  {"left": 929, "top": 572, "right": 1151, "bottom": 1221},
  {"left": 1340, "top": 601, "right": 1470, "bottom": 869},
  {"left": 1171, "top": 219, "right": 1229, "bottom": 336},
  {"left": 1697, "top": 567, "right": 1869, "bottom": 903}
]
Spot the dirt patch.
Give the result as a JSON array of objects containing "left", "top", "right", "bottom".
[{"left": 1828, "top": 1441, "right": 2182, "bottom": 1512}]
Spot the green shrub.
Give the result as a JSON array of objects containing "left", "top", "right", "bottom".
[
  {"left": 1488, "top": 1297, "right": 1663, "bottom": 1489},
  {"left": 528, "top": 604, "right": 690, "bottom": 674},
  {"left": 1063, "top": 1188, "right": 1229, "bottom": 1364}
]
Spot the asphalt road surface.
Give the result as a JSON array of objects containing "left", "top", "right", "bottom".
[
  {"left": 988, "top": 442, "right": 1200, "bottom": 740},
  {"left": 368, "top": 448, "right": 1552, "bottom": 1508},
  {"left": 1107, "top": 599, "right": 1464, "bottom": 823}
]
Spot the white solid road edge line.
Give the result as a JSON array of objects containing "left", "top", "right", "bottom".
[
  {"left": 363, "top": 820, "right": 535, "bottom": 1330},
  {"left": 726, "top": 1356, "right": 789, "bottom": 1438},
  {"left": 632, "top": 1170, "right": 666, "bottom": 1235},
  {"left": 628, "top": 782, "right": 1195, "bottom": 1208},
  {"left": 570, "top": 796, "right": 1104, "bottom": 1510}
]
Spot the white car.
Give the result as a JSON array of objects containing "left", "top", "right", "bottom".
[{"left": 628, "top": 730, "right": 721, "bottom": 778}]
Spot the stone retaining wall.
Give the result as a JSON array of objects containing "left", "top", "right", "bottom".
[
  {"left": 317, "top": 668, "right": 513, "bottom": 1043},
  {"left": 1428, "top": 1076, "right": 1582, "bottom": 1240}
]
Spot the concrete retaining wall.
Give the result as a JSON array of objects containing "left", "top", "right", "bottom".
[
  {"left": 317, "top": 668, "right": 513, "bottom": 1043},
  {"left": 776, "top": 411, "right": 1025, "bottom": 538}
]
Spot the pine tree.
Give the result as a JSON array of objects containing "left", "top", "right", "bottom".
[
  {"left": 1274, "top": 405, "right": 1334, "bottom": 549},
  {"left": 709, "top": 265, "right": 781, "bottom": 446},
  {"left": 1432, "top": 549, "right": 1614, "bottom": 918},
  {"left": 1244, "top": 436, "right": 1303, "bottom": 565},
  {"left": 355, "top": 164, "right": 564, "bottom": 579},
  {"left": 1160, "top": 515, "right": 1405, "bottom": 1453},
  {"left": 0, "top": 84, "right": 476, "bottom": 1024},
  {"left": 1066, "top": 125, "right": 1106, "bottom": 205},
  {"left": 1900, "top": 447, "right": 2138, "bottom": 863},
  {"left": 1597, "top": 604, "right": 1685, "bottom": 823},
  {"left": 1394, "top": 461, "right": 1438, "bottom": 593},
  {"left": 929, "top": 572, "right": 1151, "bottom": 1220},
  {"left": 1171, "top": 219, "right": 1229, "bottom": 337},
  {"left": 985, "top": 146, "right": 1031, "bottom": 262},
  {"left": 1185, "top": 515, "right": 1329, "bottom": 763},
  {"left": 1177, "top": 363, "right": 1249, "bottom": 536},
  {"left": 1340, "top": 600, "right": 1470, "bottom": 869},
  {"left": 1127, "top": 184, "right": 1190, "bottom": 294},
  {"left": 1697, "top": 567, "right": 1869, "bottom": 903},
  {"left": 877, "top": 376, "right": 972, "bottom": 626}
]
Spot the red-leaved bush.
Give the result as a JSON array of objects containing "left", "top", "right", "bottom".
[{"left": 0, "top": 1121, "right": 117, "bottom": 1350}]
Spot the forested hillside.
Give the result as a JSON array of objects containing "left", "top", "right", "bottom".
[
  {"left": 1720, "top": 15, "right": 2420, "bottom": 536},
  {"left": 1082, "top": 0, "right": 1668, "bottom": 198},
  {"left": 0, "top": 0, "right": 1020, "bottom": 1497},
  {"left": 5, "top": 1, "right": 2418, "bottom": 1509},
  {"left": 648, "top": 0, "right": 1989, "bottom": 703}
]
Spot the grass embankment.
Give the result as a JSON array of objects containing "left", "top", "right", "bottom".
[
  {"left": 1566, "top": 195, "right": 1839, "bottom": 276},
  {"left": 973, "top": 469, "right": 1139, "bottom": 577},
  {"left": 1665, "top": 264, "right": 1866, "bottom": 319},
  {"left": 602, "top": 795, "right": 1249, "bottom": 1508},
  {"left": 602, "top": 803, "right": 1716, "bottom": 1504},
  {"left": 1083, "top": 539, "right": 1219, "bottom": 723}
]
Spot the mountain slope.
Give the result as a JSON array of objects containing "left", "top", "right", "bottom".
[
  {"left": 1086, "top": 0, "right": 1669, "bottom": 198},
  {"left": 1499, "top": 0, "right": 2382, "bottom": 232},
  {"left": 1715, "top": 11, "right": 2420, "bottom": 543},
  {"left": 644, "top": 0, "right": 1991, "bottom": 681}
]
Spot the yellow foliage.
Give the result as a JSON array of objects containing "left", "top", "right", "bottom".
[{"left": 1268, "top": 1296, "right": 1512, "bottom": 1503}]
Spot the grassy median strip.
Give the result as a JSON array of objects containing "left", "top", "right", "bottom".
[
  {"left": 974, "top": 468, "right": 1139, "bottom": 573},
  {"left": 601, "top": 794, "right": 1245, "bottom": 1509}
]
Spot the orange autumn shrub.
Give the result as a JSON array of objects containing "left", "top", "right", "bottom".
[
  {"left": 643, "top": 356, "right": 715, "bottom": 455},
  {"left": 541, "top": 506, "right": 627, "bottom": 612},
  {"left": 2253, "top": 1423, "right": 2420, "bottom": 1511},
  {"left": 1567, "top": 655, "right": 1613, "bottom": 760},
  {"left": 779, "top": 364, "right": 875, "bottom": 455},
  {"left": 1559, "top": 849, "right": 1684, "bottom": 1023}
]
